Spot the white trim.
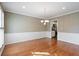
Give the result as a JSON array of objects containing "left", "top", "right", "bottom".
[
  {"left": 0, "top": 45, "right": 5, "bottom": 56},
  {"left": 58, "top": 32, "right": 79, "bottom": 45},
  {"left": 49, "top": 10, "right": 79, "bottom": 19},
  {"left": 6, "top": 9, "right": 79, "bottom": 20},
  {"left": 5, "top": 31, "right": 51, "bottom": 45}
]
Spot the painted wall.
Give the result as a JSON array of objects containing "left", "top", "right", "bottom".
[
  {"left": 4, "top": 12, "right": 50, "bottom": 44},
  {"left": 51, "top": 12, "right": 79, "bottom": 45},
  {"left": 5, "top": 12, "right": 47, "bottom": 33},
  {"left": 57, "top": 12, "right": 79, "bottom": 33}
]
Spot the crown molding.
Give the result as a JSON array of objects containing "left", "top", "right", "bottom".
[{"left": 49, "top": 10, "right": 79, "bottom": 20}]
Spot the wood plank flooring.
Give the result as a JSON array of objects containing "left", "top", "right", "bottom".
[{"left": 2, "top": 38, "right": 79, "bottom": 56}]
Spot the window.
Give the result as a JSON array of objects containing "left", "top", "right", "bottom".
[
  {"left": 0, "top": 7, "right": 4, "bottom": 48},
  {"left": 0, "top": 8, "right": 4, "bottom": 28}
]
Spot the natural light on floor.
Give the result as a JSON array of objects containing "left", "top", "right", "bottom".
[{"left": 32, "top": 52, "right": 50, "bottom": 56}]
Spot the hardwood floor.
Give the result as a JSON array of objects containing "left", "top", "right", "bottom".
[{"left": 2, "top": 38, "right": 79, "bottom": 56}]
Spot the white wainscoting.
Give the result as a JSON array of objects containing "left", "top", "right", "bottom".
[
  {"left": 0, "top": 29, "right": 4, "bottom": 48},
  {"left": 58, "top": 32, "right": 79, "bottom": 45},
  {"left": 5, "top": 31, "right": 51, "bottom": 45}
]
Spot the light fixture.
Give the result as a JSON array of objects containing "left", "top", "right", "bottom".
[
  {"left": 62, "top": 7, "right": 66, "bottom": 10},
  {"left": 45, "top": 20, "right": 49, "bottom": 23},
  {"left": 40, "top": 8, "right": 49, "bottom": 25},
  {"left": 44, "top": 22, "right": 46, "bottom": 25},
  {"left": 41, "top": 20, "right": 44, "bottom": 23},
  {"left": 22, "top": 5, "right": 26, "bottom": 9}
]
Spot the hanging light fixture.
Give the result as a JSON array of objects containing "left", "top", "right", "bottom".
[
  {"left": 41, "top": 20, "right": 44, "bottom": 23},
  {"left": 41, "top": 8, "right": 49, "bottom": 25},
  {"left": 45, "top": 20, "right": 49, "bottom": 23}
]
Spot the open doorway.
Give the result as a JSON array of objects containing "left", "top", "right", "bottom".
[{"left": 51, "top": 20, "right": 57, "bottom": 39}]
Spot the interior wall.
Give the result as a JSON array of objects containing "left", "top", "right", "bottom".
[
  {"left": 4, "top": 12, "right": 47, "bottom": 33},
  {"left": 51, "top": 12, "right": 79, "bottom": 45},
  {"left": 57, "top": 12, "right": 79, "bottom": 33},
  {"left": 4, "top": 12, "right": 50, "bottom": 44}
]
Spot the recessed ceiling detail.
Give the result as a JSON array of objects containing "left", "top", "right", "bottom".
[{"left": 1, "top": 2, "right": 79, "bottom": 19}]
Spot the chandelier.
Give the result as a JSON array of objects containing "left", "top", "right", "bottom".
[
  {"left": 41, "top": 8, "right": 49, "bottom": 25},
  {"left": 41, "top": 20, "right": 49, "bottom": 25}
]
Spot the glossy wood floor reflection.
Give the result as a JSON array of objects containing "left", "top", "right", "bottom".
[{"left": 2, "top": 38, "right": 79, "bottom": 56}]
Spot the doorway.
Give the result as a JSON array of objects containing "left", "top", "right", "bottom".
[{"left": 51, "top": 20, "right": 57, "bottom": 39}]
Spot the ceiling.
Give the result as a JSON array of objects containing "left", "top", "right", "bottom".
[{"left": 1, "top": 2, "right": 79, "bottom": 19}]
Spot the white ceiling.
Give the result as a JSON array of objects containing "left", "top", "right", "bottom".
[{"left": 1, "top": 2, "right": 79, "bottom": 19}]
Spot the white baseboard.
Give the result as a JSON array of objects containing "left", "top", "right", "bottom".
[
  {"left": 58, "top": 32, "right": 79, "bottom": 45},
  {"left": 5, "top": 31, "right": 51, "bottom": 45},
  {"left": 0, "top": 45, "right": 5, "bottom": 56}
]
